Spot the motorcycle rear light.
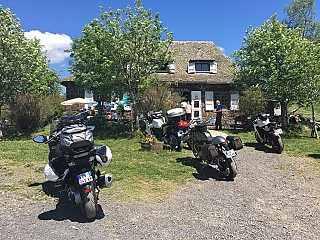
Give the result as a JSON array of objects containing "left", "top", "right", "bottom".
[
  {"left": 221, "top": 141, "right": 228, "bottom": 145},
  {"left": 85, "top": 188, "right": 92, "bottom": 193}
]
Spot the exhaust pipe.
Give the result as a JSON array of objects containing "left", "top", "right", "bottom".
[{"left": 97, "top": 173, "right": 114, "bottom": 188}]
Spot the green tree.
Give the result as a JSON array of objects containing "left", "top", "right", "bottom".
[
  {"left": 0, "top": 5, "right": 60, "bottom": 117},
  {"left": 283, "top": 0, "right": 320, "bottom": 136},
  {"left": 69, "top": 0, "right": 174, "bottom": 129},
  {"left": 283, "top": 0, "right": 320, "bottom": 43},
  {"left": 233, "top": 16, "right": 314, "bottom": 128}
]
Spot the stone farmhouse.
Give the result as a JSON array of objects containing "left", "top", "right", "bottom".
[{"left": 61, "top": 41, "right": 240, "bottom": 127}]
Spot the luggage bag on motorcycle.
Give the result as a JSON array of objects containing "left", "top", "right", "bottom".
[
  {"left": 226, "top": 136, "right": 243, "bottom": 150},
  {"left": 201, "top": 144, "right": 219, "bottom": 159},
  {"left": 59, "top": 124, "right": 94, "bottom": 155}
]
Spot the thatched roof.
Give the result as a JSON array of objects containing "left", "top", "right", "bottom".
[
  {"left": 156, "top": 41, "right": 236, "bottom": 84},
  {"left": 61, "top": 41, "right": 236, "bottom": 85}
]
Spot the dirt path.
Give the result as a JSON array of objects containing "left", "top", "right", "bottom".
[{"left": 0, "top": 146, "right": 319, "bottom": 240}]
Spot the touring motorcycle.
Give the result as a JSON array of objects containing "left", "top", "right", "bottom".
[
  {"left": 186, "top": 122, "right": 242, "bottom": 180},
  {"left": 143, "top": 108, "right": 189, "bottom": 151},
  {"left": 253, "top": 112, "right": 284, "bottom": 153},
  {"left": 33, "top": 114, "right": 114, "bottom": 219}
]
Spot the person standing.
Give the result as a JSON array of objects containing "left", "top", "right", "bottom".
[
  {"left": 214, "top": 100, "right": 223, "bottom": 130},
  {"left": 185, "top": 101, "right": 192, "bottom": 121}
]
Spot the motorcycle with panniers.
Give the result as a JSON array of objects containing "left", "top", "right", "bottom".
[
  {"left": 33, "top": 114, "right": 114, "bottom": 219},
  {"left": 144, "top": 108, "right": 189, "bottom": 151},
  {"left": 186, "top": 122, "right": 243, "bottom": 180}
]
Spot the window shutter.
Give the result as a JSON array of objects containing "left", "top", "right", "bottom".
[
  {"left": 188, "top": 62, "right": 195, "bottom": 74},
  {"left": 205, "top": 91, "right": 214, "bottom": 111},
  {"left": 209, "top": 62, "right": 217, "bottom": 74},
  {"left": 168, "top": 62, "right": 175, "bottom": 73},
  {"left": 230, "top": 93, "right": 239, "bottom": 110}
]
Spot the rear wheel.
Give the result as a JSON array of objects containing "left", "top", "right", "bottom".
[
  {"left": 219, "top": 159, "right": 237, "bottom": 180},
  {"left": 80, "top": 183, "right": 97, "bottom": 219}
]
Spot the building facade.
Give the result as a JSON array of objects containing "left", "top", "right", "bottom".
[{"left": 61, "top": 41, "right": 240, "bottom": 127}]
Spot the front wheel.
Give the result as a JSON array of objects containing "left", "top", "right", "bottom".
[
  {"left": 271, "top": 136, "right": 284, "bottom": 154},
  {"left": 168, "top": 134, "right": 183, "bottom": 152},
  {"left": 254, "top": 131, "right": 264, "bottom": 144},
  {"left": 80, "top": 183, "right": 98, "bottom": 219},
  {"left": 219, "top": 159, "right": 237, "bottom": 180}
]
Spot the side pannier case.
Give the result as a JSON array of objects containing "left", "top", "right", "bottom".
[{"left": 226, "top": 136, "right": 243, "bottom": 150}]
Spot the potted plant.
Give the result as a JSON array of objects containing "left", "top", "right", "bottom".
[{"left": 140, "top": 134, "right": 164, "bottom": 153}]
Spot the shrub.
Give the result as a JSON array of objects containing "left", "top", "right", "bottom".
[
  {"left": 239, "top": 86, "right": 268, "bottom": 118},
  {"left": 8, "top": 94, "right": 65, "bottom": 133}
]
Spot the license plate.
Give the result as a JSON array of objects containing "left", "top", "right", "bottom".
[
  {"left": 225, "top": 149, "right": 236, "bottom": 158},
  {"left": 77, "top": 171, "right": 93, "bottom": 185},
  {"left": 274, "top": 129, "right": 283, "bottom": 135}
]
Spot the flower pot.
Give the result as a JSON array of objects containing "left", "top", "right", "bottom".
[{"left": 140, "top": 141, "right": 164, "bottom": 153}]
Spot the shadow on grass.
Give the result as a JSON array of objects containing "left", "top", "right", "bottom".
[
  {"left": 176, "top": 157, "right": 233, "bottom": 181},
  {"left": 28, "top": 181, "right": 105, "bottom": 223}
]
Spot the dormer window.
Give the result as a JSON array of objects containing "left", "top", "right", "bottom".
[
  {"left": 195, "top": 62, "right": 210, "bottom": 72},
  {"left": 188, "top": 60, "right": 217, "bottom": 74},
  {"left": 156, "top": 61, "right": 175, "bottom": 74}
]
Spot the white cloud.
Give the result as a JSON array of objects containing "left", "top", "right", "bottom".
[
  {"left": 218, "top": 46, "right": 225, "bottom": 53},
  {"left": 24, "top": 30, "right": 73, "bottom": 64}
]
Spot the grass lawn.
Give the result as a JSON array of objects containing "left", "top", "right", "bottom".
[
  {"left": 0, "top": 136, "right": 197, "bottom": 204},
  {"left": 0, "top": 124, "right": 319, "bottom": 204}
]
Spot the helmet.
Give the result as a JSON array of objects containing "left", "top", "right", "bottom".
[
  {"left": 44, "top": 163, "right": 69, "bottom": 181},
  {"left": 44, "top": 164, "right": 59, "bottom": 181},
  {"left": 96, "top": 146, "right": 112, "bottom": 167}
]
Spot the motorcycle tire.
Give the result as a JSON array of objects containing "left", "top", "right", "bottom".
[
  {"left": 271, "top": 136, "right": 284, "bottom": 154},
  {"left": 80, "top": 183, "right": 98, "bottom": 219},
  {"left": 168, "top": 134, "right": 183, "bottom": 152},
  {"left": 219, "top": 160, "right": 237, "bottom": 180},
  {"left": 254, "top": 131, "right": 264, "bottom": 144}
]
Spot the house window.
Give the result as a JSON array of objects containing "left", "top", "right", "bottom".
[
  {"left": 214, "top": 93, "right": 230, "bottom": 109},
  {"left": 188, "top": 60, "right": 217, "bottom": 74},
  {"left": 156, "top": 61, "right": 175, "bottom": 74},
  {"left": 195, "top": 63, "right": 210, "bottom": 72},
  {"left": 230, "top": 93, "right": 239, "bottom": 110},
  {"left": 205, "top": 91, "right": 214, "bottom": 111}
]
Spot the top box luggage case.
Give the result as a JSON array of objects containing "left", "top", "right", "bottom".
[{"left": 167, "top": 108, "right": 185, "bottom": 122}]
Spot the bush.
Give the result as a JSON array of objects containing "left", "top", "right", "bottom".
[
  {"left": 8, "top": 94, "right": 65, "bottom": 133},
  {"left": 239, "top": 86, "right": 268, "bottom": 118},
  {"left": 138, "top": 84, "right": 182, "bottom": 116}
]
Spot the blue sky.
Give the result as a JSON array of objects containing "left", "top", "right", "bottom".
[{"left": 1, "top": 0, "right": 319, "bottom": 79}]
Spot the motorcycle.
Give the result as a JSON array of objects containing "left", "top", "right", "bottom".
[
  {"left": 144, "top": 108, "right": 189, "bottom": 151},
  {"left": 33, "top": 114, "right": 114, "bottom": 219},
  {"left": 187, "top": 122, "right": 242, "bottom": 180},
  {"left": 253, "top": 112, "right": 284, "bottom": 153}
]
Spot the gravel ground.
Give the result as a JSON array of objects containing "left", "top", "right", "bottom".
[{"left": 0, "top": 146, "right": 319, "bottom": 240}]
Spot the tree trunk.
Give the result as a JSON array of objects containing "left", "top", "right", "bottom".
[
  {"left": 280, "top": 99, "right": 289, "bottom": 129},
  {"left": 130, "top": 93, "right": 140, "bottom": 132},
  {"left": 311, "top": 101, "right": 319, "bottom": 139}
]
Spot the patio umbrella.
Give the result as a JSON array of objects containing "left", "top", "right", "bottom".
[
  {"left": 61, "top": 98, "right": 92, "bottom": 106},
  {"left": 117, "top": 96, "right": 131, "bottom": 106}
]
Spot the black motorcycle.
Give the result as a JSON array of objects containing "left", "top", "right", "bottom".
[
  {"left": 253, "top": 113, "right": 284, "bottom": 153},
  {"left": 33, "top": 114, "right": 114, "bottom": 219},
  {"left": 187, "top": 122, "right": 242, "bottom": 180}
]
